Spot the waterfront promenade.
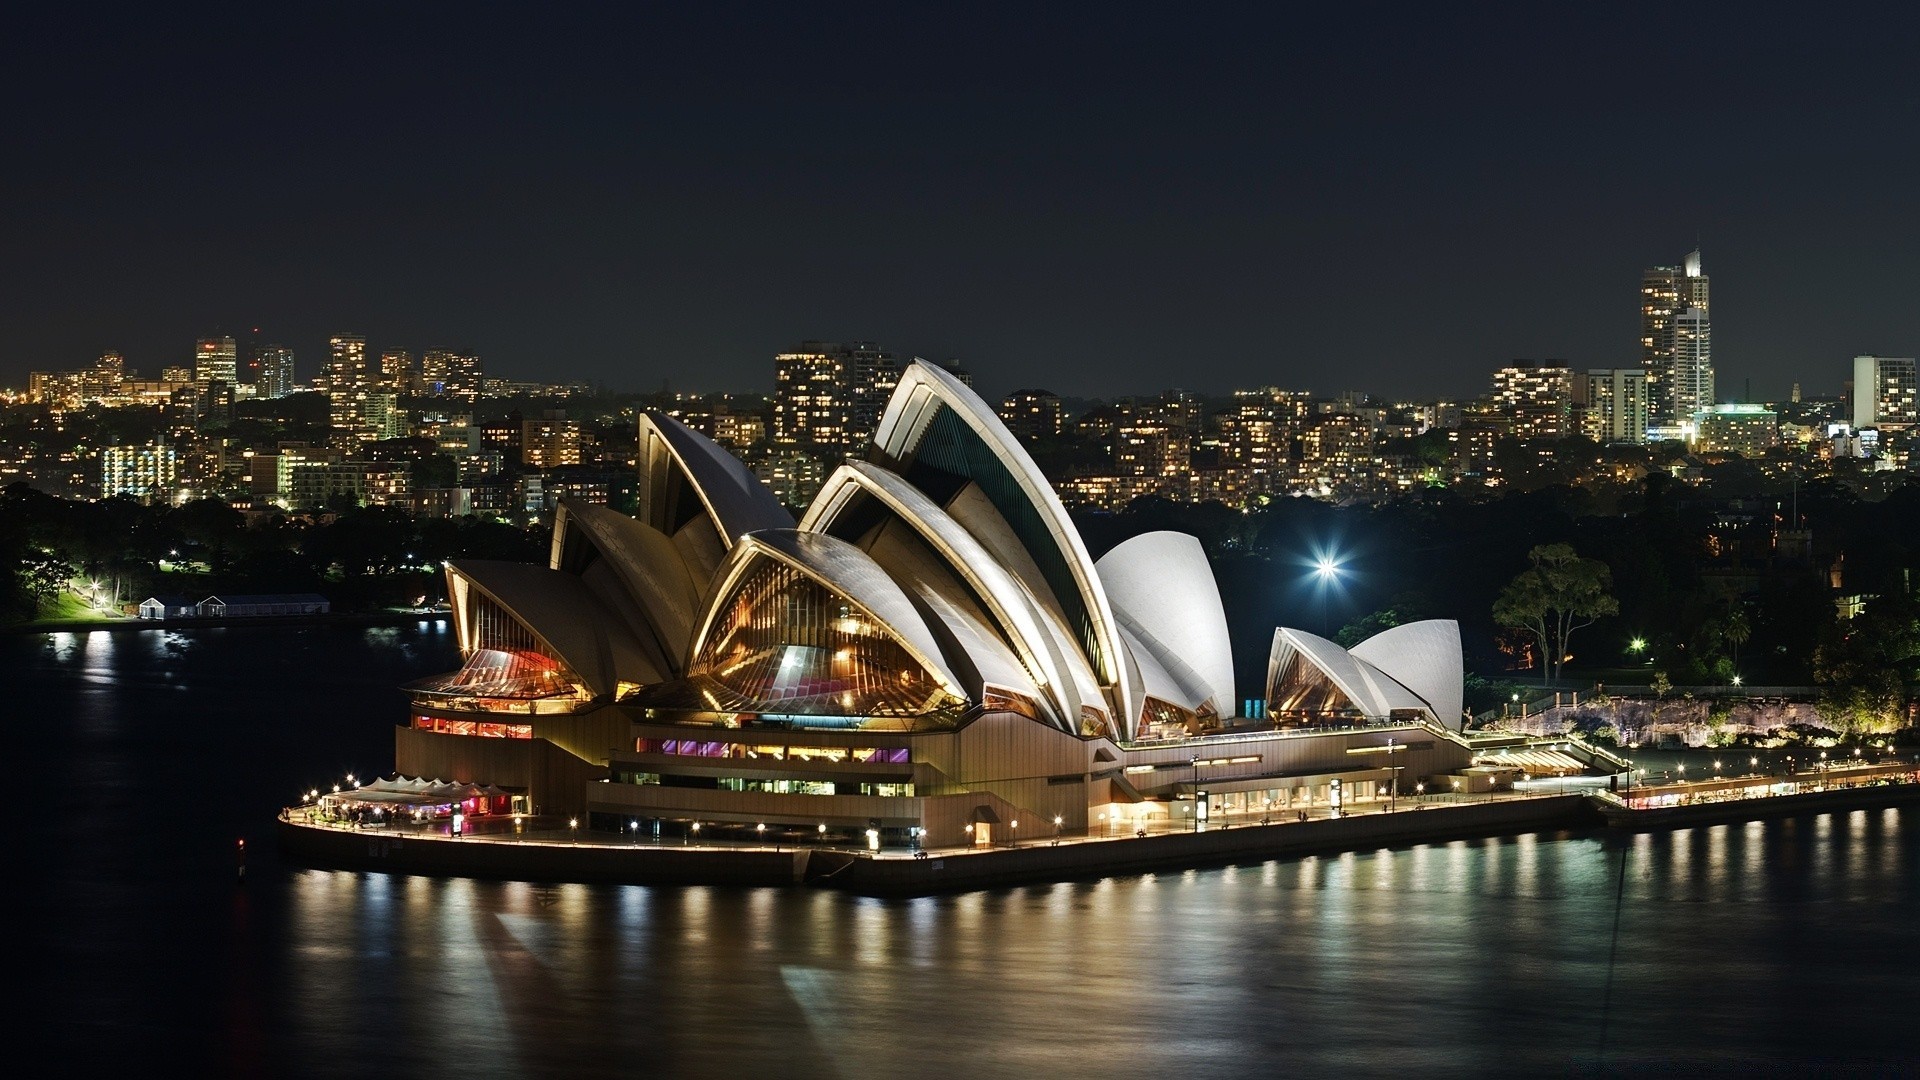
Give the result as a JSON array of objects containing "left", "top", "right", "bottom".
[{"left": 278, "top": 789, "right": 1600, "bottom": 895}]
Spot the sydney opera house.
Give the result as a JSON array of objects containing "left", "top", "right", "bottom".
[{"left": 399, "top": 362, "right": 1474, "bottom": 846}]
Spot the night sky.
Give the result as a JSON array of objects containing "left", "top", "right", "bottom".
[{"left": 5, "top": 5, "right": 1916, "bottom": 401}]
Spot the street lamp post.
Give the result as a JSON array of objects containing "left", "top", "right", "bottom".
[
  {"left": 1010, "top": 820, "right": 1019, "bottom": 848},
  {"left": 1189, "top": 755, "right": 1202, "bottom": 832},
  {"left": 1390, "top": 734, "right": 1405, "bottom": 810}
]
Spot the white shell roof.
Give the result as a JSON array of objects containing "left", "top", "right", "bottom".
[
  {"left": 641, "top": 411, "right": 793, "bottom": 545},
  {"left": 1096, "top": 531, "right": 1237, "bottom": 717},
  {"left": 1268, "top": 627, "right": 1432, "bottom": 719},
  {"left": 448, "top": 559, "right": 660, "bottom": 696},
  {"left": 552, "top": 499, "right": 703, "bottom": 677},
  {"left": 1350, "top": 619, "right": 1465, "bottom": 730},
  {"left": 867, "top": 361, "right": 1131, "bottom": 721},
  {"left": 801, "top": 460, "right": 1102, "bottom": 732},
  {"left": 695, "top": 530, "right": 966, "bottom": 702}
]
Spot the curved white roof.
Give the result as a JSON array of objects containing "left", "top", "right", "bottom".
[
  {"left": 1350, "top": 619, "right": 1464, "bottom": 730},
  {"left": 552, "top": 499, "right": 703, "bottom": 677},
  {"left": 867, "top": 360, "right": 1132, "bottom": 721},
  {"left": 448, "top": 560, "right": 660, "bottom": 696},
  {"left": 1267, "top": 627, "right": 1431, "bottom": 719},
  {"left": 639, "top": 411, "right": 793, "bottom": 546},
  {"left": 1096, "top": 531, "right": 1237, "bottom": 717},
  {"left": 689, "top": 530, "right": 966, "bottom": 702},
  {"left": 801, "top": 460, "right": 1102, "bottom": 732},
  {"left": 902, "top": 577, "right": 1041, "bottom": 710}
]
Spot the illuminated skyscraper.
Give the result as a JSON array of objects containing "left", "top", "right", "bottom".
[
  {"left": 1669, "top": 307, "right": 1713, "bottom": 423},
  {"left": 327, "top": 333, "right": 371, "bottom": 449},
  {"left": 1851, "top": 355, "right": 1919, "bottom": 431},
  {"left": 256, "top": 345, "right": 297, "bottom": 399},
  {"left": 194, "top": 335, "right": 237, "bottom": 392},
  {"left": 1643, "top": 249, "right": 1710, "bottom": 425}
]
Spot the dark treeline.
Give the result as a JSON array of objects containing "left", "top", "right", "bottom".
[{"left": 0, "top": 483, "right": 543, "bottom": 620}]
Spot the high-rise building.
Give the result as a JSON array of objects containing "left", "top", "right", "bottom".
[
  {"left": 256, "top": 345, "right": 297, "bottom": 399},
  {"left": 1850, "top": 355, "right": 1918, "bottom": 431},
  {"left": 1642, "top": 249, "right": 1710, "bottom": 425},
  {"left": 422, "top": 350, "right": 483, "bottom": 400},
  {"left": 1217, "top": 388, "right": 1309, "bottom": 470},
  {"left": 1668, "top": 307, "right": 1713, "bottom": 423},
  {"left": 379, "top": 349, "right": 414, "bottom": 393},
  {"left": 1490, "top": 361, "right": 1574, "bottom": 440},
  {"left": 327, "top": 334, "right": 372, "bottom": 449},
  {"left": 771, "top": 341, "right": 906, "bottom": 454},
  {"left": 1574, "top": 369, "right": 1650, "bottom": 444},
  {"left": 999, "top": 390, "right": 1064, "bottom": 440},
  {"left": 1113, "top": 421, "right": 1190, "bottom": 476},
  {"left": 773, "top": 343, "right": 850, "bottom": 451},
  {"left": 846, "top": 343, "right": 900, "bottom": 445},
  {"left": 194, "top": 335, "right": 237, "bottom": 392},
  {"left": 521, "top": 414, "right": 584, "bottom": 468}
]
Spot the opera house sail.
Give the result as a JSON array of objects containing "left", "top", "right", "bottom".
[{"left": 396, "top": 360, "right": 1472, "bottom": 844}]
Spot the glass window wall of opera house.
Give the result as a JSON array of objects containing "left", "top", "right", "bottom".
[{"left": 390, "top": 362, "right": 1476, "bottom": 844}]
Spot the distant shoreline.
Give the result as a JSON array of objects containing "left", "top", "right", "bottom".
[{"left": 4, "top": 609, "right": 450, "bottom": 635}]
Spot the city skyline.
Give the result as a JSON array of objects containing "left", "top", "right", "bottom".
[{"left": 4, "top": 8, "right": 1916, "bottom": 399}]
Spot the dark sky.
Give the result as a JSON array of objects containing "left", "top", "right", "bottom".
[{"left": 4, "top": 5, "right": 1916, "bottom": 401}]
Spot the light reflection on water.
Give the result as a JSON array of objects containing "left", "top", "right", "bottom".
[{"left": 16, "top": 625, "right": 1920, "bottom": 1077}]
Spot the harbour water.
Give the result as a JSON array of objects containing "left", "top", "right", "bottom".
[{"left": 16, "top": 624, "right": 1920, "bottom": 1077}]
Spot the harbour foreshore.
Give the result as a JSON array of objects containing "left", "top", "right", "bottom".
[{"left": 277, "top": 794, "right": 1599, "bottom": 896}]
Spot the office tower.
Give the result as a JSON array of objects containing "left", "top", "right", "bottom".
[
  {"left": 999, "top": 390, "right": 1064, "bottom": 440},
  {"left": 1574, "top": 369, "right": 1649, "bottom": 444},
  {"left": 256, "top": 345, "right": 296, "bottom": 399},
  {"left": 379, "top": 349, "right": 414, "bottom": 392},
  {"left": 194, "top": 335, "right": 237, "bottom": 392},
  {"left": 1642, "top": 249, "right": 1710, "bottom": 425},
  {"left": 1490, "top": 361, "right": 1574, "bottom": 439},
  {"left": 1851, "top": 355, "right": 1919, "bottom": 431},
  {"left": 1669, "top": 307, "right": 1713, "bottom": 422}
]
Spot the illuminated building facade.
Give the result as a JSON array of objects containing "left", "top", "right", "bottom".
[
  {"left": 1693, "top": 404, "right": 1779, "bottom": 456},
  {"left": 194, "top": 335, "right": 237, "bottom": 392},
  {"left": 1574, "top": 368, "right": 1649, "bottom": 444},
  {"left": 100, "top": 443, "right": 179, "bottom": 502},
  {"left": 1490, "top": 361, "right": 1573, "bottom": 440},
  {"left": 256, "top": 345, "right": 297, "bottom": 399},
  {"left": 998, "top": 389, "right": 1063, "bottom": 441},
  {"left": 1851, "top": 355, "right": 1918, "bottom": 431}
]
